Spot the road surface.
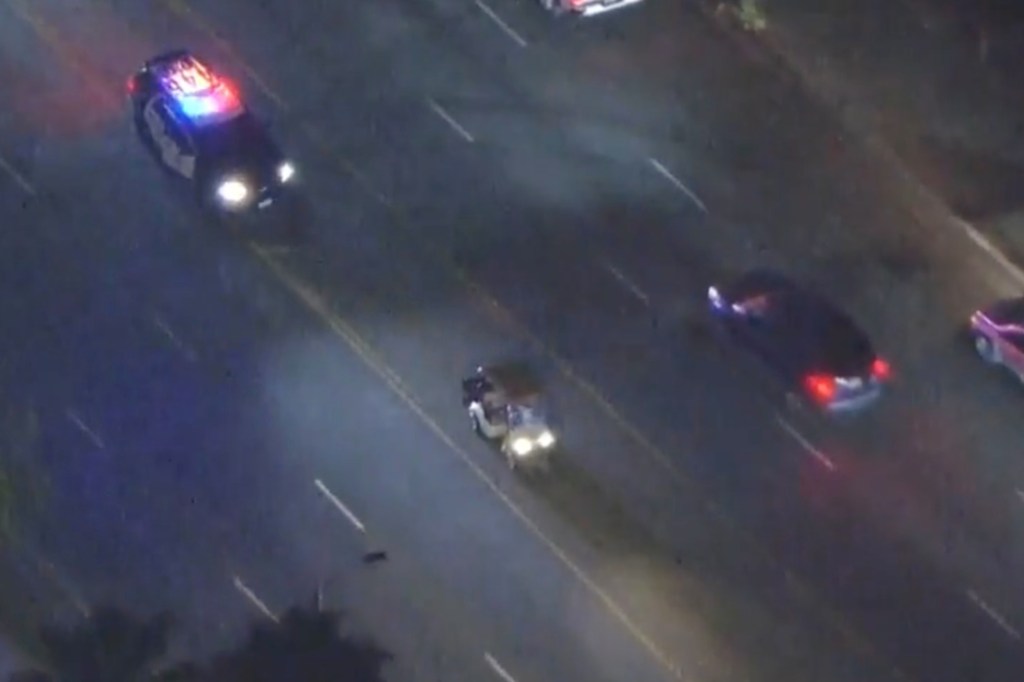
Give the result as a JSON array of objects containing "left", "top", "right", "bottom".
[{"left": 0, "top": 0, "right": 1022, "bottom": 681}]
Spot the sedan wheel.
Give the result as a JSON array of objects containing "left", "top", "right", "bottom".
[{"left": 974, "top": 334, "right": 998, "bottom": 364}]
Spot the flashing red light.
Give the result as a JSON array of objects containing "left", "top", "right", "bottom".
[
  {"left": 871, "top": 358, "right": 891, "bottom": 381},
  {"left": 126, "top": 76, "right": 135, "bottom": 94},
  {"left": 804, "top": 373, "right": 836, "bottom": 404},
  {"left": 158, "top": 57, "right": 242, "bottom": 120}
]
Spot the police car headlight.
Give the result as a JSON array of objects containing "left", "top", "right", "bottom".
[
  {"left": 511, "top": 438, "right": 534, "bottom": 456},
  {"left": 537, "top": 431, "right": 555, "bottom": 449},
  {"left": 277, "top": 161, "right": 295, "bottom": 184},
  {"left": 216, "top": 178, "right": 249, "bottom": 205}
]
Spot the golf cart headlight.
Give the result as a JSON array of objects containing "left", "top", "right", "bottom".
[
  {"left": 277, "top": 161, "right": 295, "bottom": 183},
  {"left": 511, "top": 438, "right": 534, "bottom": 456},
  {"left": 216, "top": 178, "right": 249, "bottom": 205},
  {"left": 536, "top": 431, "right": 555, "bottom": 448}
]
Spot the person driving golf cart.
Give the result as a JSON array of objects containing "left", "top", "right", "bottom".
[{"left": 461, "top": 363, "right": 557, "bottom": 470}]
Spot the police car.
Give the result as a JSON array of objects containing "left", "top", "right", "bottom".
[{"left": 128, "top": 50, "right": 296, "bottom": 214}]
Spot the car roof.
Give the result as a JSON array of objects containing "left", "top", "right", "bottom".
[
  {"left": 981, "top": 296, "right": 1024, "bottom": 326},
  {"left": 483, "top": 363, "right": 542, "bottom": 400},
  {"left": 148, "top": 51, "right": 246, "bottom": 127},
  {"left": 770, "top": 290, "right": 875, "bottom": 375}
]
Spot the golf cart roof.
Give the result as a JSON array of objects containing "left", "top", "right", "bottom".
[{"left": 482, "top": 363, "right": 542, "bottom": 401}]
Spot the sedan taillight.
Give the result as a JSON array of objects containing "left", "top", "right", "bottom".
[{"left": 804, "top": 374, "right": 836, "bottom": 404}]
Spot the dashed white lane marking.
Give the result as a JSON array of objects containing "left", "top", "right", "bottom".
[
  {"left": 250, "top": 244, "right": 684, "bottom": 679},
  {"left": 233, "top": 575, "right": 279, "bottom": 622},
  {"left": 775, "top": 414, "right": 836, "bottom": 471},
  {"left": 1016, "top": 489, "right": 1024, "bottom": 504},
  {"left": 0, "top": 154, "right": 35, "bottom": 196},
  {"left": 151, "top": 314, "right": 196, "bottom": 361},
  {"left": 65, "top": 409, "right": 104, "bottom": 449},
  {"left": 967, "top": 589, "right": 1021, "bottom": 640},
  {"left": 314, "top": 478, "right": 366, "bottom": 533},
  {"left": 428, "top": 98, "right": 475, "bottom": 143},
  {"left": 475, "top": 0, "right": 528, "bottom": 48},
  {"left": 484, "top": 653, "right": 518, "bottom": 682},
  {"left": 603, "top": 261, "right": 650, "bottom": 306},
  {"left": 958, "top": 218, "right": 1024, "bottom": 290},
  {"left": 649, "top": 158, "right": 708, "bottom": 214}
]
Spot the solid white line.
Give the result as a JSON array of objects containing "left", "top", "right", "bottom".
[
  {"left": 484, "top": 653, "right": 518, "bottom": 682},
  {"left": 151, "top": 314, "right": 196, "bottom": 361},
  {"left": 0, "top": 154, "right": 35, "bottom": 196},
  {"left": 603, "top": 261, "right": 650, "bottom": 306},
  {"left": 428, "top": 98, "right": 475, "bottom": 143},
  {"left": 958, "top": 218, "right": 1024, "bottom": 290},
  {"left": 475, "top": 0, "right": 528, "bottom": 48},
  {"left": 65, "top": 409, "right": 104, "bottom": 449},
  {"left": 251, "top": 246, "right": 685, "bottom": 678},
  {"left": 649, "top": 158, "right": 707, "bottom": 213},
  {"left": 233, "top": 575, "right": 279, "bottom": 622},
  {"left": 314, "top": 478, "right": 366, "bottom": 533},
  {"left": 967, "top": 589, "right": 1021, "bottom": 640},
  {"left": 775, "top": 415, "right": 836, "bottom": 471}
]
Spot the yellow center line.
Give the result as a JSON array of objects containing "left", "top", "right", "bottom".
[
  {"left": 12, "top": 0, "right": 909, "bottom": 677},
  {"left": 150, "top": 2, "right": 910, "bottom": 677},
  {"left": 5, "top": 0, "right": 119, "bottom": 109},
  {"left": 248, "top": 242, "right": 686, "bottom": 680},
  {"left": 160, "top": 0, "right": 286, "bottom": 110}
]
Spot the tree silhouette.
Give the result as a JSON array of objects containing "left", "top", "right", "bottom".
[
  {"left": 11, "top": 602, "right": 391, "bottom": 682},
  {"left": 0, "top": 404, "right": 47, "bottom": 542},
  {"left": 13, "top": 607, "right": 185, "bottom": 682},
  {"left": 204, "top": 605, "right": 391, "bottom": 682}
]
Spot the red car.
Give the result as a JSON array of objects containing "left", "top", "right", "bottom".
[{"left": 970, "top": 297, "right": 1024, "bottom": 381}]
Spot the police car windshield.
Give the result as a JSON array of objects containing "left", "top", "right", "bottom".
[{"left": 192, "top": 111, "right": 277, "bottom": 165}]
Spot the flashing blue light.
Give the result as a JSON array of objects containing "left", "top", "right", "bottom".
[
  {"left": 159, "top": 57, "right": 241, "bottom": 120},
  {"left": 177, "top": 93, "right": 222, "bottom": 118}
]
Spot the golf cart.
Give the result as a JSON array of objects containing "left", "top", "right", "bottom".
[{"left": 461, "top": 363, "right": 557, "bottom": 471}]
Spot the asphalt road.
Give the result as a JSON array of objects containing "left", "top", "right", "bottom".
[{"left": 2, "top": 0, "right": 1024, "bottom": 681}]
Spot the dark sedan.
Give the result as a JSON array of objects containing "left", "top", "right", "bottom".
[{"left": 708, "top": 271, "right": 890, "bottom": 412}]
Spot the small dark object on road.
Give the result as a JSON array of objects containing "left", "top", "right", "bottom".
[{"left": 363, "top": 550, "right": 388, "bottom": 564}]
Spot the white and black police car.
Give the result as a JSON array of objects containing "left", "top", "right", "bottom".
[{"left": 128, "top": 50, "right": 297, "bottom": 216}]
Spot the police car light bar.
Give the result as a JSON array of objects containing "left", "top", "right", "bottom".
[{"left": 159, "top": 56, "right": 241, "bottom": 119}]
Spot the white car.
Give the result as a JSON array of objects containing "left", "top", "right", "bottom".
[{"left": 538, "top": 0, "right": 644, "bottom": 17}]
